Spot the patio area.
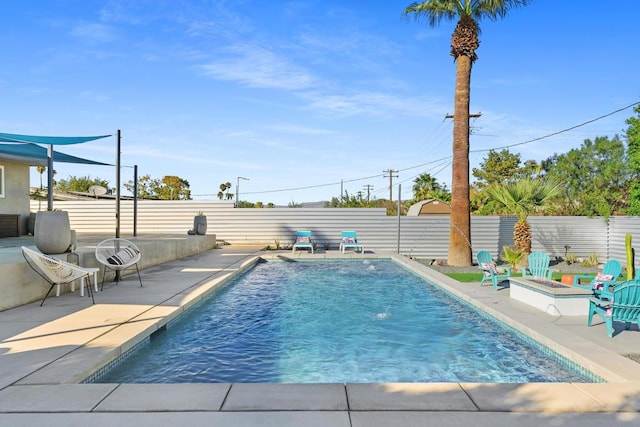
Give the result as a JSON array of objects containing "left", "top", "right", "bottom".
[{"left": 0, "top": 242, "right": 640, "bottom": 426}]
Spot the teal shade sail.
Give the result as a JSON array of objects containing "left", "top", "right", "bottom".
[
  {"left": 0, "top": 143, "right": 111, "bottom": 166},
  {"left": 0, "top": 131, "right": 114, "bottom": 210},
  {"left": 0, "top": 132, "right": 112, "bottom": 145}
]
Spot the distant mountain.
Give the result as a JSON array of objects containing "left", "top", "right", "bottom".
[{"left": 300, "top": 201, "right": 328, "bottom": 208}]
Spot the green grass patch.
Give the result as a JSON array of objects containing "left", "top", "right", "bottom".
[
  {"left": 445, "top": 273, "right": 485, "bottom": 282},
  {"left": 446, "top": 272, "right": 603, "bottom": 283}
]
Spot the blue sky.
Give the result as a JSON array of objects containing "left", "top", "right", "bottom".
[{"left": 1, "top": 0, "right": 639, "bottom": 205}]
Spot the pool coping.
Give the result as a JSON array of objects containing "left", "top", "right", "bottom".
[{"left": 2, "top": 247, "right": 640, "bottom": 421}]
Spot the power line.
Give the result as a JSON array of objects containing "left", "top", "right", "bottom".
[
  {"left": 470, "top": 101, "right": 640, "bottom": 153},
  {"left": 193, "top": 101, "right": 640, "bottom": 199}
]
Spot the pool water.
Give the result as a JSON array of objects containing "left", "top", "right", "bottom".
[{"left": 97, "top": 259, "right": 592, "bottom": 383}]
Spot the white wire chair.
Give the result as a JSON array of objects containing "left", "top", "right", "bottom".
[
  {"left": 95, "top": 238, "right": 143, "bottom": 290},
  {"left": 21, "top": 246, "right": 95, "bottom": 306}
]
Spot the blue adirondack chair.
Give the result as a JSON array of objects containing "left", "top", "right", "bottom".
[
  {"left": 573, "top": 259, "right": 622, "bottom": 297},
  {"left": 292, "top": 230, "right": 314, "bottom": 254},
  {"left": 477, "top": 250, "right": 511, "bottom": 291},
  {"left": 521, "top": 251, "right": 554, "bottom": 280},
  {"left": 339, "top": 231, "right": 364, "bottom": 254},
  {"left": 587, "top": 279, "right": 640, "bottom": 337}
]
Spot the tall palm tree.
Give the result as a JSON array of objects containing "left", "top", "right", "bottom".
[
  {"left": 36, "top": 165, "right": 46, "bottom": 190},
  {"left": 486, "top": 178, "right": 562, "bottom": 254},
  {"left": 404, "top": 0, "right": 532, "bottom": 266}
]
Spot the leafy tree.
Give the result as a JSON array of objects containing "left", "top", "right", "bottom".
[
  {"left": 472, "top": 149, "right": 522, "bottom": 189},
  {"left": 412, "top": 173, "right": 451, "bottom": 202},
  {"left": 157, "top": 175, "right": 191, "bottom": 200},
  {"left": 124, "top": 174, "right": 191, "bottom": 200},
  {"left": 486, "top": 178, "right": 562, "bottom": 254},
  {"left": 542, "top": 136, "right": 629, "bottom": 217},
  {"left": 404, "top": 0, "right": 532, "bottom": 266},
  {"left": 625, "top": 105, "right": 640, "bottom": 215},
  {"left": 325, "top": 191, "right": 367, "bottom": 208},
  {"left": 124, "top": 174, "right": 155, "bottom": 199},
  {"left": 471, "top": 150, "right": 541, "bottom": 214},
  {"left": 55, "top": 175, "right": 110, "bottom": 193}
]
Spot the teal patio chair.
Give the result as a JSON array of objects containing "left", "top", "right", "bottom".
[
  {"left": 477, "top": 250, "right": 511, "bottom": 291},
  {"left": 521, "top": 251, "right": 554, "bottom": 280},
  {"left": 339, "top": 231, "right": 364, "bottom": 254},
  {"left": 573, "top": 259, "right": 622, "bottom": 297},
  {"left": 587, "top": 279, "right": 640, "bottom": 337},
  {"left": 292, "top": 231, "right": 314, "bottom": 254}
]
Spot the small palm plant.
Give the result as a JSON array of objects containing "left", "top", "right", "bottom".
[
  {"left": 502, "top": 246, "right": 525, "bottom": 270},
  {"left": 487, "top": 178, "right": 562, "bottom": 255}
]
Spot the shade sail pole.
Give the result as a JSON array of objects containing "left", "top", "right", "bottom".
[
  {"left": 133, "top": 164, "right": 138, "bottom": 237},
  {"left": 47, "top": 145, "right": 54, "bottom": 210},
  {"left": 116, "top": 130, "right": 121, "bottom": 239}
]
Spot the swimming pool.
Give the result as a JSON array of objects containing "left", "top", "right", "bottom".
[{"left": 96, "top": 259, "right": 594, "bottom": 383}]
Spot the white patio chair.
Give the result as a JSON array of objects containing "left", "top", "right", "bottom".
[
  {"left": 95, "top": 238, "right": 143, "bottom": 290},
  {"left": 21, "top": 246, "right": 95, "bottom": 306}
]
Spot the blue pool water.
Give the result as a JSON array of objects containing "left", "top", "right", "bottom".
[{"left": 97, "top": 259, "right": 593, "bottom": 383}]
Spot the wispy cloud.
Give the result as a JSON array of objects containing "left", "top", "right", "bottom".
[
  {"left": 78, "top": 90, "right": 110, "bottom": 102},
  {"left": 70, "top": 22, "right": 118, "bottom": 44},
  {"left": 296, "top": 31, "right": 400, "bottom": 71},
  {"left": 264, "top": 124, "right": 335, "bottom": 135},
  {"left": 198, "top": 44, "right": 317, "bottom": 90},
  {"left": 301, "top": 91, "right": 447, "bottom": 119}
]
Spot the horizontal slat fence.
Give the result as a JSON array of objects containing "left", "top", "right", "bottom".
[{"left": 31, "top": 200, "right": 640, "bottom": 262}]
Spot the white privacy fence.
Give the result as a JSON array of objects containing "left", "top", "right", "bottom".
[{"left": 31, "top": 200, "right": 640, "bottom": 261}]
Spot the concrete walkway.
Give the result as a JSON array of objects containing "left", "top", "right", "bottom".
[{"left": 1, "top": 246, "right": 640, "bottom": 426}]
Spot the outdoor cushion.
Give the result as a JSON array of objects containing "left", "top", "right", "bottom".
[
  {"left": 106, "top": 247, "right": 140, "bottom": 265},
  {"left": 296, "top": 236, "right": 310, "bottom": 243},
  {"left": 592, "top": 273, "right": 614, "bottom": 291},
  {"left": 481, "top": 262, "right": 498, "bottom": 277}
]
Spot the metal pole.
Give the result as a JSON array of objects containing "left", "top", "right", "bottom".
[
  {"left": 115, "top": 130, "right": 122, "bottom": 282},
  {"left": 235, "top": 177, "right": 239, "bottom": 207},
  {"left": 236, "top": 177, "right": 248, "bottom": 207},
  {"left": 116, "top": 130, "right": 121, "bottom": 238},
  {"left": 397, "top": 184, "right": 401, "bottom": 254},
  {"left": 133, "top": 164, "right": 138, "bottom": 237},
  {"left": 47, "top": 145, "right": 54, "bottom": 210}
]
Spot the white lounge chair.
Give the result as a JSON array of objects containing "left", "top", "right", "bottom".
[
  {"left": 339, "top": 231, "right": 364, "bottom": 254},
  {"left": 22, "top": 246, "right": 96, "bottom": 306},
  {"left": 95, "top": 238, "right": 143, "bottom": 290},
  {"left": 292, "top": 231, "right": 314, "bottom": 254}
]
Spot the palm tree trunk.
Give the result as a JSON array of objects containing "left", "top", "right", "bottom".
[{"left": 447, "top": 55, "right": 472, "bottom": 266}]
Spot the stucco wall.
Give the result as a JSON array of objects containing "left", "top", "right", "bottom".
[{"left": 0, "top": 160, "right": 29, "bottom": 233}]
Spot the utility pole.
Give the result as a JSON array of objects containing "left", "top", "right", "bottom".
[
  {"left": 383, "top": 169, "right": 398, "bottom": 202},
  {"left": 363, "top": 184, "right": 374, "bottom": 202}
]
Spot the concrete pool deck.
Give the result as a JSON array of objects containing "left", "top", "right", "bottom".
[{"left": 1, "top": 246, "right": 640, "bottom": 426}]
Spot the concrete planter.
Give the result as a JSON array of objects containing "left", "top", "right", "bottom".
[
  {"left": 34, "top": 211, "right": 71, "bottom": 254},
  {"left": 193, "top": 215, "right": 207, "bottom": 235}
]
